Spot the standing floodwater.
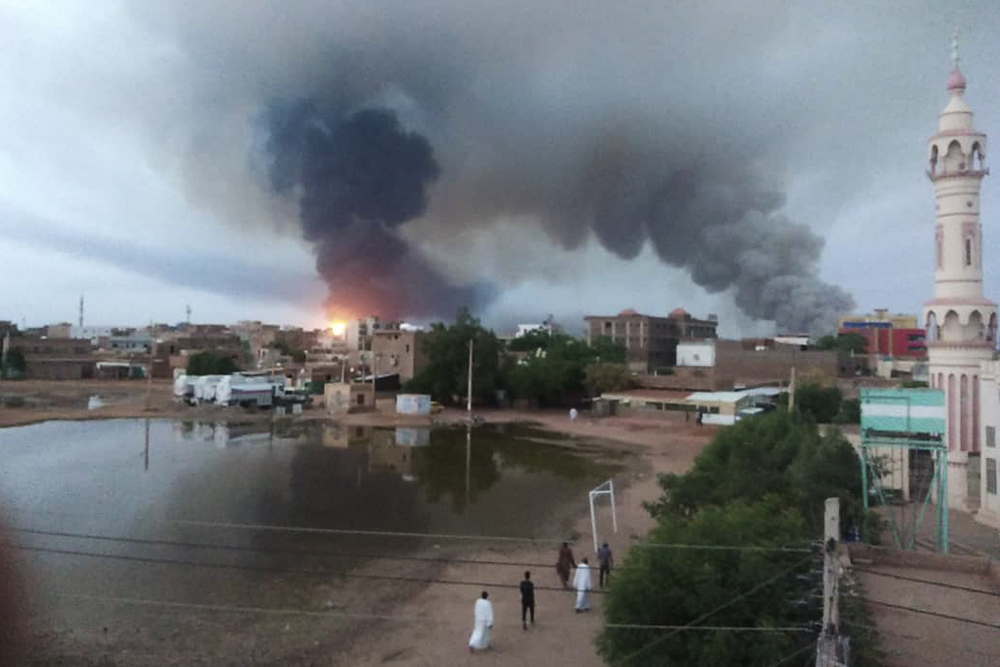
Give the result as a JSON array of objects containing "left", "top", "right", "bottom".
[{"left": 0, "top": 418, "right": 624, "bottom": 663}]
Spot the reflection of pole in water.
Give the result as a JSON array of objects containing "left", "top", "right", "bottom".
[
  {"left": 144, "top": 418, "right": 150, "bottom": 472},
  {"left": 465, "top": 424, "right": 471, "bottom": 507}
]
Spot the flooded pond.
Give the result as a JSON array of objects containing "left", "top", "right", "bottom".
[{"left": 0, "top": 419, "right": 626, "bottom": 628}]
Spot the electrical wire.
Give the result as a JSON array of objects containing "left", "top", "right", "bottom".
[
  {"left": 165, "top": 518, "right": 817, "bottom": 553},
  {"left": 610, "top": 552, "right": 817, "bottom": 666},
  {"left": 852, "top": 566, "right": 1000, "bottom": 598},
  {"left": 9, "top": 542, "right": 605, "bottom": 594},
  {"left": 52, "top": 592, "right": 814, "bottom": 632},
  {"left": 861, "top": 597, "right": 1000, "bottom": 631}
]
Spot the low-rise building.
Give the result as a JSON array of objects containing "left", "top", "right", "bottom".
[
  {"left": 839, "top": 309, "right": 926, "bottom": 359},
  {"left": 324, "top": 382, "right": 376, "bottom": 415},
  {"left": 3, "top": 336, "right": 95, "bottom": 380},
  {"left": 372, "top": 329, "right": 427, "bottom": 383},
  {"left": 977, "top": 359, "right": 1000, "bottom": 526},
  {"left": 584, "top": 308, "right": 718, "bottom": 373},
  {"left": 676, "top": 340, "right": 716, "bottom": 367}
]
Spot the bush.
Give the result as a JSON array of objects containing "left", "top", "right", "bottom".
[
  {"left": 187, "top": 351, "right": 238, "bottom": 375},
  {"left": 795, "top": 383, "right": 842, "bottom": 423}
]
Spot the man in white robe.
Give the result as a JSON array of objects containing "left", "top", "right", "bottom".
[
  {"left": 574, "top": 557, "right": 593, "bottom": 612},
  {"left": 469, "top": 591, "right": 494, "bottom": 652}
]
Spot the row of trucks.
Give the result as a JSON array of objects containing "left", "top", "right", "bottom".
[{"left": 173, "top": 373, "right": 309, "bottom": 409}]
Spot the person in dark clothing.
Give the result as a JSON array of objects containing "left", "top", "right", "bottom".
[
  {"left": 556, "top": 542, "right": 576, "bottom": 587},
  {"left": 520, "top": 571, "right": 535, "bottom": 629},
  {"left": 597, "top": 542, "right": 613, "bottom": 588}
]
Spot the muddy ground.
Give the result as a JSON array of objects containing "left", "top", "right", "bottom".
[{"left": 0, "top": 379, "right": 715, "bottom": 666}]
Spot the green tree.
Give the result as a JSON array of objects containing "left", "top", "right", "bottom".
[
  {"left": 795, "top": 383, "right": 842, "bottom": 423},
  {"left": 404, "top": 307, "right": 503, "bottom": 404},
  {"left": 504, "top": 333, "right": 626, "bottom": 405},
  {"left": 584, "top": 362, "right": 633, "bottom": 396},
  {"left": 814, "top": 333, "right": 868, "bottom": 354},
  {"left": 600, "top": 411, "right": 881, "bottom": 666},
  {"left": 1, "top": 348, "right": 26, "bottom": 379},
  {"left": 834, "top": 398, "right": 861, "bottom": 424},
  {"left": 187, "top": 351, "right": 238, "bottom": 375},
  {"left": 598, "top": 500, "right": 813, "bottom": 667}
]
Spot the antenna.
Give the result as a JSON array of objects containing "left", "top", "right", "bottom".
[
  {"left": 186, "top": 305, "right": 192, "bottom": 325},
  {"left": 79, "top": 294, "right": 84, "bottom": 328},
  {"left": 951, "top": 29, "right": 960, "bottom": 69}
]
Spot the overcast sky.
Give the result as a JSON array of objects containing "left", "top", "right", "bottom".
[{"left": 2, "top": 1, "right": 999, "bottom": 336}]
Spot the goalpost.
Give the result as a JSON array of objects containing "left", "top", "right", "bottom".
[{"left": 588, "top": 479, "right": 618, "bottom": 554}]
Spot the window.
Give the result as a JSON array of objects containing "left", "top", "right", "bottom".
[
  {"left": 965, "top": 238, "right": 973, "bottom": 266},
  {"left": 356, "top": 394, "right": 365, "bottom": 406},
  {"left": 988, "top": 458, "right": 997, "bottom": 495},
  {"left": 988, "top": 426, "right": 996, "bottom": 448},
  {"left": 405, "top": 344, "right": 410, "bottom": 353}
]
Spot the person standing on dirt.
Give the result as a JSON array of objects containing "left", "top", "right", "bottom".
[
  {"left": 468, "top": 590, "right": 494, "bottom": 652},
  {"left": 520, "top": 571, "right": 535, "bottom": 629},
  {"left": 597, "top": 542, "right": 613, "bottom": 588},
  {"left": 556, "top": 542, "right": 576, "bottom": 588}
]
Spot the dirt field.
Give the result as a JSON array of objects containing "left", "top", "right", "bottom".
[{"left": 0, "top": 380, "right": 716, "bottom": 666}]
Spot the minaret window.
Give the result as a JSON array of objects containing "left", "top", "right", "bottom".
[{"left": 965, "top": 239, "right": 972, "bottom": 266}]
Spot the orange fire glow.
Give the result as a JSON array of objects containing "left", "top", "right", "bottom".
[{"left": 329, "top": 321, "right": 347, "bottom": 337}]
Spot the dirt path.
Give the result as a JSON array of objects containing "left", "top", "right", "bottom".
[{"left": 331, "top": 416, "right": 712, "bottom": 667}]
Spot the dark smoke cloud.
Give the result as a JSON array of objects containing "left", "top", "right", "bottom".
[
  {"left": 127, "top": 1, "right": 859, "bottom": 332},
  {"left": 261, "top": 100, "right": 492, "bottom": 317}
]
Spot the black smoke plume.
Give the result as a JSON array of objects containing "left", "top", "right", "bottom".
[
  {"left": 130, "top": 1, "right": 857, "bottom": 333},
  {"left": 262, "top": 100, "right": 493, "bottom": 318}
]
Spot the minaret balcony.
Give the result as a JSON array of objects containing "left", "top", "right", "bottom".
[{"left": 927, "top": 167, "right": 989, "bottom": 182}]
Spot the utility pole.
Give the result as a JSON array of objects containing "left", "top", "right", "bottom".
[
  {"left": 145, "top": 323, "right": 155, "bottom": 412},
  {"left": 818, "top": 496, "right": 841, "bottom": 666},
  {"left": 467, "top": 337, "right": 474, "bottom": 416},
  {"left": 788, "top": 365, "right": 797, "bottom": 412}
]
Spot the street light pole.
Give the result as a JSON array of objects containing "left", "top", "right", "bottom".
[{"left": 467, "top": 337, "right": 474, "bottom": 416}]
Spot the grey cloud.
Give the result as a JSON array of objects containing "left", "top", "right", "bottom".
[
  {"left": 111, "top": 1, "right": 1000, "bottom": 331},
  {"left": 0, "top": 207, "right": 320, "bottom": 304}
]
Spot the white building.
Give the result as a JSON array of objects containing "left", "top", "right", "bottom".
[
  {"left": 921, "top": 45, "right": 998, "bottom": 511},
  {"left": 676, "top": 340, "right": 716, "bottom": 367},
  {"left": 977, "top": 361, "right": 1000, "bottom": 524}
]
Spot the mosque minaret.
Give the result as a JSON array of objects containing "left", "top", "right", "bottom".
[{"left": 923, "top": 35, "right": 998, "bottom": 509}]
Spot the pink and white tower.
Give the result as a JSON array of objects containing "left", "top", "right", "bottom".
[{"left": 923, "top": 34, "right": 998, "bottom": 510}]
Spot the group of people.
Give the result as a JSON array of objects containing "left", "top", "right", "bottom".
[{"left": 469, "top": 541, "right": 613, "bottom": 653}]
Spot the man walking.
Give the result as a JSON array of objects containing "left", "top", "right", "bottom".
[
  {"left": 556, "top": 542, "right": 576, "bottom": 588},
  {"left": 597, "top": 542, "right": 613, "bottom": 588},
  {"left": 469, "top": 591, "right": 494, "bottom": 652},
  {"left": 573, "top": 557, "right": 593, "bottom": 612},
  {"left": 520, "top": 571, "right": 535, "bottom": 629}
]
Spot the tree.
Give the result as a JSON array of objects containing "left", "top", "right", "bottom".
[
  {"left": 600, "top": 411, "right": 881, "bottom": 666},
  {"left": 795, "top": 383, "right": 842, "bottom": 423},
  {"left": 187, "top": 351, "right": 238, "bottom": 375},
  {"left": 834, "top": 398, "right": 861, "bottom": 424},
  {"left": 584, "top": 362, "right": 634, "bottom": 396},
  {"left": 1, "top": 348, "right": 26, "bottom": 379},
  {"left": 814, "top": 333, "right": 868, "bottom": 354},
  {"left": 503, "top": 333, "right": 628, "bottom": 405},
  {"left": 598, "top": 500, "right": 813, "bottom": 667},
  {"left": 404, "top": 307, "right": 503, "bottom": 404}
]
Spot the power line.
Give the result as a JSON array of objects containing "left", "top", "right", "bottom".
[
  {"left": 861, "top": 597, "right": 1000, "bottom": 631},
  {"left": 166, "top": 518, "right": 816, "bottom": 553},
  {"left": 11, "top": 526, "right": 814, "bottom": 567},
  {"left": 852, "top": 566, "right": 1000, "bottom": 598},
  {"left": 53, "top": 591, "right": 812, "bottom": 633},
  {"left": 9, "top": 542, "right": 605, "bottom": 594},
  {"left": 11, "top": 527, "right": 577, "bottom": 570},
  {"left": 611, "top": 553, "right": 817, "bottom": 666}
]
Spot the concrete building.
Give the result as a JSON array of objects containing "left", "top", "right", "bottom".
[
  {"left": 584, "top": 308, "right": 718, "bottom": 373},
  {"left": 347, "top": 316, "right": 381, "bottom": 352},
  {"left": 977, "top": 360, "right": 1000, "bottom": 524},
  {"left": 4, "top": 336, "right": 95, "bottom": 380},
  {"left": 676, "top": 340, "right": 716, "bottom": 367},
  {"left": 324, "top": 382, "right": 376, "bottom": 415},
  {"left": 839, "top": 309, "right": 926, "bottom": 359},
  {"left": 921, "top": 50, "right": 998, "bottom": 511},
  {"left": 371, "top": 329, "right": 427, "bottom": 383}
]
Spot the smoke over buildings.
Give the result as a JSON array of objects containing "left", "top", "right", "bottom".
[{"left": 130, "top": 1, "right": 856, "bottom": 333}]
